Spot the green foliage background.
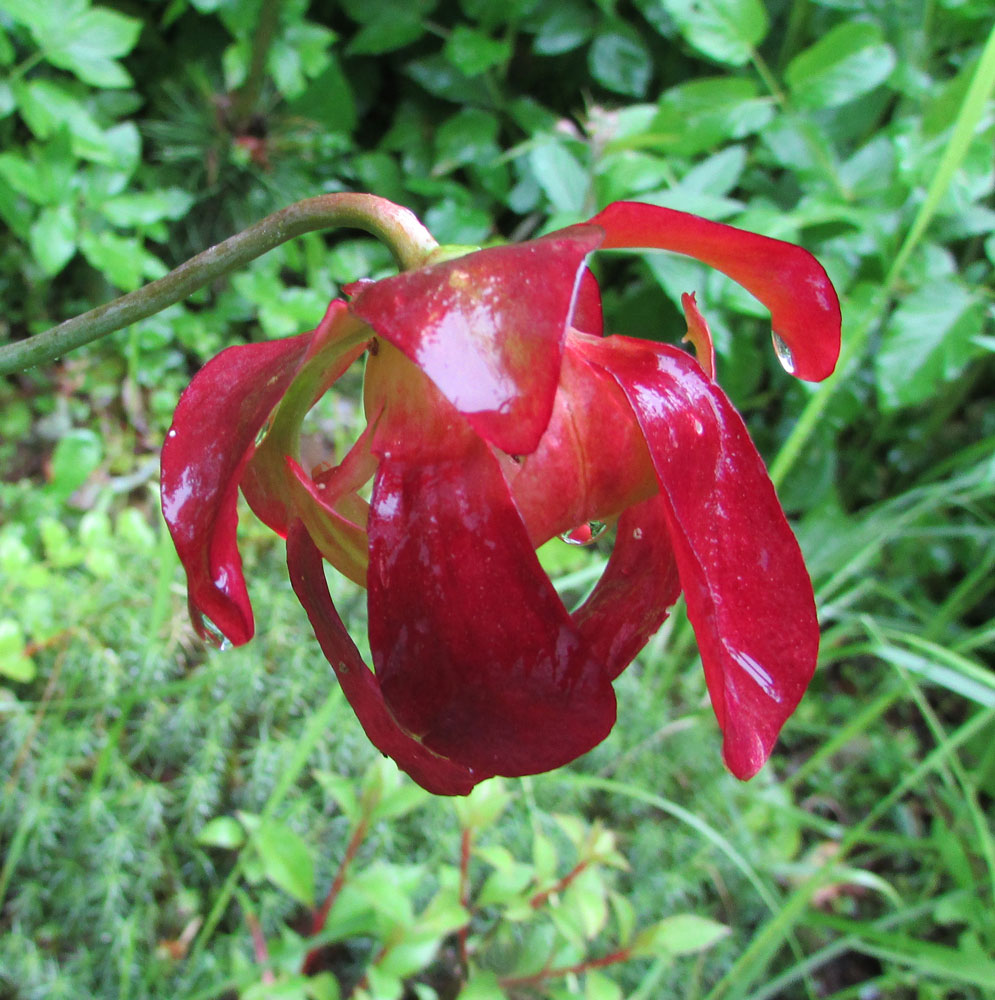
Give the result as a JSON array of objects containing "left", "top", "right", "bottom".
[{"left": 1, "top": 0, "right": 994, "bottom": 998}]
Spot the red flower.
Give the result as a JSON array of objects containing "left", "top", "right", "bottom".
[{"left": 161, "top": 201, "right": 841, "bottom": 795}]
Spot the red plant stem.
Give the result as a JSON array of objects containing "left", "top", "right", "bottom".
[
  {"left": 302, "top": 817, "right": 369, "bottom": 975},
  {"left": 457, "top": 827, "right": 474, "bottom": 969},
  {"left": 245, "top": 910, "right": 275, "bottom": 984},
  {"left": 498, "top": 947, "right": 632, "bottom": 989},
  {"left": 529, "top": 860, "right": 589, "bottom": 909}
]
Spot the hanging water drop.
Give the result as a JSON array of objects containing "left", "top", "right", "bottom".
[
  {"left": 559, "top": 520, "right": 608, "bottom": 546},
  {"left": 200, "top": 616, "right": 231, "bottom": 650},
  {"left": 771, "top": 332, "right": 795, "bottom": 374}
]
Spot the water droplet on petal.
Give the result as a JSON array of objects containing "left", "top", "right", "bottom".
[
  {"left": 559, "top": 520, "right": 608, "bottom": 546},
  {"left": 167, "top": 428, "right": 177, "bottom": 438},
  {"left": 254, "top": 419, "right": 272, "bottom": 448},
  {"left": 200, "top": 616, "right": 232, "bottom": 651},
  {"left": 771, "top": 333, "right": 795, "bottom": 374}
]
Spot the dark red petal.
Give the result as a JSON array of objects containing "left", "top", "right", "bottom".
[
  {"left": 572, "top": 267, "right": 604, "bottom": 337},
  {"left": 504, "top": 339, "right": 656, "bottom": 547},
  {"left": 348, "top": 226, "right": 604, "bottom": 455},
  {"left": 286, "top": 521, "right": 480, "bottom": 795},
  {"left": 571, "top": 495, "right": 681, "bottom": 680},
  {"left": 366, "top": 432, "right": 616, "bottom": 777},
  {"left": 577, "top": 335, "right": 819, "bottom": 779},
  {"left": 161, "top": 332, "right": 314, "bottom": 645},
  {"left": 589, "top": 202, "right": 841, "bottom": 382}
]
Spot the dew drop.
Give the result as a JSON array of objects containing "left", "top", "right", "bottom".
[
  {"left": 771, "top": 333, "right": 795, "bottom": 374},
  {"left": 559, "top": 520, "right": 608, "bottom": 546},
  {"left": 200, "top": 616, "right": 232, "bottom": 651},
  {"left": 167, "top": 429, "right": 177, "bottom": 438}
]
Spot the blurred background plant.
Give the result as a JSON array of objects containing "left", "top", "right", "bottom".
[{"left": 1, "top": 0, "right": 994, "bottom": 997}]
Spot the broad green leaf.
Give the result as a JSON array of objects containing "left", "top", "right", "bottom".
[
  {"left": 251, "top": 819, "right": 315, "bottom": 906},
  {"left": 36, "top": 5, "right": 142, "bottom": 89},
  {"left": 649, "top": 76, "right": 774, "bottom": 155},
  {"left": 786, "top": 21, "right": 897, "bottom": 108},
  {"left": 589, "top": 27, "right": 652, "bottom": 97},
  {"left": 531, "top": 0, "right": 595, "bottom": 55},
  {"left": 876, "top": 279, "right": 985, "bottom": 410},
  {"left": 12, "top": 79, "right": 112, "bottom": 161},
  {"left": 344, "top": 0, "right": 435, "bottom": 55},
  {"left": 79, "top": 230, "right": 165, "bottom": 290},
  {"left": 0, "top": 81, "right": 14, "bottom": 118},
  {"left": 0, "top": 619, "right": 36, "bottom": 683},
  {"left": 659, "top": 0, "right": 769, "bottom": 66},
  {"left": 444, "top": 25, "right": 511, "bottom": 76},
  {"left": 289, "top": 55, "right": 356, "bottom": 135},
  {"left": 99, "top": 189, "right": 194, "bottom": 227},
  {"left": 529, "top": 139, "right": 588, "bottom": 214},
  {"left": 435, "top": 108, "right": 500, "bottom": 173},
  {"left": 196, "top": 816, "right": 246, "bottom": 849},
  {"left": 47, "top": 429, "right": 103, "bottom": 503},
  {"left": 630, "top": 913, "right": 730, "bottom": 958},
  {"left": 29, "top": 204, "right": 78, "bottom": 276}
]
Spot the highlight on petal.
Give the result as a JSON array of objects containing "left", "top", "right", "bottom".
[
  {"left": 576, "top": 334, "right": 819, "bottom": 779},
  {"left": 348, "top": 226, "right": 604, "bottom": 455},
  {"left": 366, "top": 429, "right": 616, "bottom": 777},
  {"left": 589, "top": 201, "right": 841, "bottom": 382},
  {"left": 286, "top": 520, "right": 480, "bottom": 796},
  {"left": 161, "top": 331, "right": 315, "bottom": 646}
]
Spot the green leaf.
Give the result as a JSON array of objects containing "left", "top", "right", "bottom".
[
  {"left": 630, "top": 913, "right": 730, "bottom": 958},
  {"left": 531, "top": 0, "right": 595, "bottom": 55},
  {"left": 588, "top": 27, "right": 652, "bottom": 97},
  {"left": 79, "top": 230, "right": 164, "bottom": 290},
  {"left": 47, "top": 428, "right": 103, "bottom": 503},
  {"left": 658, "top": 0, "right": 769, "bottom": 66},
  {"left": 0, "top": 619, "right": 36, "bottom": 683},
  {"left": 876, "top": 279, "right": 985, "bottom": 410},
  {"left": 344, "top": 0, "right": 435, "bottom": 55},
  {"left": 29, "top": 204, "right": 78, "bottom": 276},
  {"left": 35, "top": 4, "right": 143, "bottom": 89},
  {"left": 649, "top": 77, "right": 774, "bottom": 156},
  {"left": 444, "top": 26, "right": 511, "bottom": 76},
  {"left": 435, "top": 108, "right": 500, "bottom": 173},
  {"left": 786, "top": 21, "right": 897, "bottom": 108},
  {"left": 251, "top": 819, "right": 315, "bottom": 906},
  {"left": 99, "top": 189, "right": 194, "bottom": 227},
  {"left": 196, "top": 816, "right": 247, "bottom": 849},
  {"left": 529, "top": 139, "right": 588, "bottom": 214}
]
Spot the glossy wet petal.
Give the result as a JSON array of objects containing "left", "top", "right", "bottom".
[
  {"left": 161, "top": 331, "right": 315, "bottom": 645},
  {"left": 286, "top": 520, "right": 480, "bottom": 795},
  {"left": 577, "top": 335, "right": 819, "bottom": 779},
  {"left": 571, "top": 495, "right": 681, "bottom": 680},
  {"left": 589, "top": 201, "right": 841, "bottom": 382},
  {"left": 348, "top": 226, "right": 604, "bottom": 455},
  {"left": 366, "top": 430, "right": 616, "bottom": 776}
]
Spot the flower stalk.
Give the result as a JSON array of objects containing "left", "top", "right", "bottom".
[{"left": 0, "top": 194, "right": 437, "bottom": 376}]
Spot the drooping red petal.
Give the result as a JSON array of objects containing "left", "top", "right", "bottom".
[
  {"left": 161, "top": 331, "right": 315, "bottom": 646},
  {"left": 286, "top": 521, "right": 480, "bottom": 795},
  {"left": 576, "top": 334, "right": 819, "bottom": 779},
  {"left": 571, "top": 495, "right": 681, "bottom": 680},
  {"left": 588, "top": 202, "right": 841, "bottom": 382},
  {"left": 241, "top": 301, "right": 369, "bottom": 535},
  {"left": 366, "top": 430, "right": 617, "bottom": 777},
  {"left": 348, "top": 226, "right": 604, "bottom": 456}
]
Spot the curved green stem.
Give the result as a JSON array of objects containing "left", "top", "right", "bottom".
[{"left": 0, "top": 193, "right": 438, "bottom": 376}]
